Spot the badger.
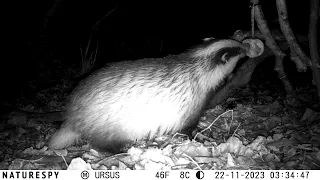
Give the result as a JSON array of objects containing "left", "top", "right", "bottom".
[{"left": 49, "top": 38, "right": 263, "bottom": 152}]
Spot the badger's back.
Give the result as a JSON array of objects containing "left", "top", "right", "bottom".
[{"left": 49, "top": 39, "right": 252, "bottom": 151}]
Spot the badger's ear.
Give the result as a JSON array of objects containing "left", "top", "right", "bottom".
[
  {"left": 221, "top": 52, "right": 229, "bottom": 63},
  {"left": 213, "top": 47, "right": 245, "bottom": 64}
]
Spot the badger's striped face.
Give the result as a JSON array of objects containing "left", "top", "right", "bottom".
[
  {"left": 191, "top": 39, "right": 249, "bottom": 92},
  {"left": 214, "top": 47, "right": 247, "bottom": 76},
  {"left": 213, "top": 47, "right": 247, "bottom": 64},
  {"left": 191, "top": 39, "right": 249, "bottom": 59}
]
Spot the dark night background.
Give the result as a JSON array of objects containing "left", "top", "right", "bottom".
[{"left": 1, "top": 0, "right": 311, "bottom": 108}]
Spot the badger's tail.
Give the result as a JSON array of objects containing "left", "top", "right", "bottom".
[{"left": 48, "top": 126, "right": 80, "bottom": 149}]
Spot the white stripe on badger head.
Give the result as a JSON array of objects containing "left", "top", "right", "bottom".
[
  {"left": 198, "top": 53, "right": 246, "bottom": 91},
  {"left": 192, "top": 39, "right": 247, "bottom": 59}
]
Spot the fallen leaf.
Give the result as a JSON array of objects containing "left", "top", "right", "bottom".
[{"left": 68, "top": 157, "right": 92, "bottom": 170}]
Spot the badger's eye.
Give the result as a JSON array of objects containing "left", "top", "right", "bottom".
[{"left": 221, "top": 52, "right": 228, "bottom": 63}]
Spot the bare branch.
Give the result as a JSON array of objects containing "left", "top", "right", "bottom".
[
  {"left": 276, "top": 0, "right": 310, "bottom": 71},
  {"left": 255, "top": 5, "right": 293, "bottom": 92},
  {"left": 308, "top": 0, "right": 320, "bottom": 99}
]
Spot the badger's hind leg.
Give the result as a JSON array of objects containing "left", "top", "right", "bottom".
[{"left": 48, "top": 126, "right": 81, "bottom": 149}]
